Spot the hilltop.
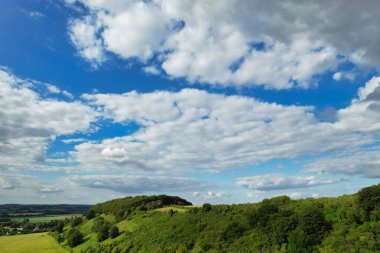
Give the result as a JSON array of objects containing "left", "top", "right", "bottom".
[{"left": 47, "top": 184, "right": 380, "bottom": 253}]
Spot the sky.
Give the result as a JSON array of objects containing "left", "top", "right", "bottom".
[{"left": 0, "top": 0, "right": 380, "bottom": 205}]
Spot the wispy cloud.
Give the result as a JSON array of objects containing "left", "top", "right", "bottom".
[{"left": 236, "top": 174, "right": 345, "bottom": 191}]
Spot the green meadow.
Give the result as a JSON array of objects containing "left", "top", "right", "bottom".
[
  {"left": 12, "top": 214, "right": 80, "bottom": 223},
  {"left": 0, "top": 233, "right": 68, "bottom": 253}
]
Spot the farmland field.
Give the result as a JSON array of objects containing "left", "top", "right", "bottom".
[
  {"left": 12, "top": 214, "right": 81, "bottom": 223},
  {"left": 0, "top": 233, "right": 69, "bottom": 253}
]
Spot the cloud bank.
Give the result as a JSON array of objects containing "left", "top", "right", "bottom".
[{"left": 67, "top": 0, "right": 380, "bottom": 88}]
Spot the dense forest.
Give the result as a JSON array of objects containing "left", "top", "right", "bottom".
[
  {"left": 0, "top": 204, "right": 91, "bottom": 216},
  {"left": 49, "top": 184, "right": 380, "bottom": 252}
]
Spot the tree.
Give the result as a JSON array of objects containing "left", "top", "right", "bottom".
[
  {"left": 109, "top": 225, "right": 119, "bottom": 239},
  {"left": 222, "top": 221, "right": 246, "bottom": 243},
  {"left": 71, "top": 217, "right": 82, "bottom": 227},
  {"left": 202, "top": 203, "right": 212, "bottom": 212},
  {"left": 66, "top": 228, "right": 84, "bottom": 247},
  {"left": 93, "top": 217, "right": 110, "bottom": 242},
  {"left": 287, "top": 228, "right": 309, "bottom": 253},
  {"left": 56, "top": 221, "right": 64, "bottom": 233},
  {"left": 85, "top": 209, "right": 96, "bottom": 220},
  {"left": 358, "top": 184, "right": 380, "bottom": 220},
  {"left": 98, "top": 223, "right": 110, "bottom": 242},
  {"left": 297, "top": 204, "right": 331, "bottom": 245}
]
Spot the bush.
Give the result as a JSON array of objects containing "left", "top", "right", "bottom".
[
  {"left": 222, "top": 221, "right": 246, "bottom": 242},
  {"left": 109, "top": 225, "right": 119, "bottom": 239},
  {"left": 85, "top": 209, "right": 96, "bottom": 220},
  {"left": 71, "top": 217, "right": 82, "bottom": 227},
  {"left": 92, "top": 217, "right": 111, "bottom": 242},
  {"left": 56, "top": 221, "right": 64, "bottom": 233},
  {"left": 202, "top": 203, "right": 212, "bottom": 212},
  {"left": 98, "top": 224, "right": 110, "bottom": 242},
  {"left": 66, "top": 228, "right": 84, "bottom": 247}
]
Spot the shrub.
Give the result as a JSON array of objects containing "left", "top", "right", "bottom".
[
  {"left": 85, "top": 209, "right": 96, "bottom": 220},
  {"left": 202, "top": 203, "right": 212, "bottom": 212},
  {"left": 71, "top": 217, "right": 82, "bottom": 227},
  {"left": 56, "top": 221, "right": 64, "bottom": 233},
  {"left": 109, "top": 225, "right": 119, "bottom": 239},
  {"left": 66, "top": 228, "right": 84, "bottom": 247}
]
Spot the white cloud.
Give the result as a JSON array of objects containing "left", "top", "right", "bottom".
[
  {"left": 68, "top": 16, "right": 105, "bottom": 66},
  {"left": 29, "top": 11, "right": 46, "bottom": 19},
  {"left": 46, "top": 85, "right": 61, "bottom": 94},
  {"left": 75, "top": 87, "right": 376, "bottom": 173},
  {"left": 333, "top": 72, "right": 342, "bottom": 81},
  {"left": 62, "top": 90, "right": 74, "bottom": 99},
  {"left": 333, "top": 71, "right": 356, "bottom": 82},
  {"left": 336, "top": 76, "right": 380, "bottom": 132},
  {"left": 143, "top": 66, "right": 160, "bottom": 75},
  {"left": 68, "top": 175, "right": 216, "bottom": 193},
  {"left": 0, "top": 69, "right": 97, "bottom": 170},
  {"left": 306, "top": 148, "right": 380, "bottom": 178},
  {"left": 0, "top": 175, "right": 22, "bottom": 190},
  {"left": 101, "top": 1, "right": 169, "bottom": 60},
  {"left": 67, "top": 0, "right": 380, "bottom": 89},
  {"left": 61, "top": 138, "right": 88, "bottom": 144},
  {"left": 38, "top": 185, "right": 63, "bottom": 193},
  {"left": 236, "top": 174, "right": 341, "bottom": 191},
  {"left": 358, "top": 77, "right": 380, "bottom": 101}
]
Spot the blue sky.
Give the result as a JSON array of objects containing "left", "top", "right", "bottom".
[{"left": 0, "top": 0, "right": 379, "bottom": 204}]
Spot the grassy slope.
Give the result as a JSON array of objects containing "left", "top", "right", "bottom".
[
  {"left": 70, "top": 213, "right": 143, "bottom": 253},
  {"left": 66, "top": 193, "right": 380, "bottom": 252},
  {"left": 0, "top": 233, "right": 69, "bottom": 253}
]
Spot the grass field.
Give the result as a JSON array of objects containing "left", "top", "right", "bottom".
[
  {"left": 0, "top": 233, "right": 69, "bottom": 253},
  {"left": 12, "top": 214, "right": 81, "bottom": 223}
]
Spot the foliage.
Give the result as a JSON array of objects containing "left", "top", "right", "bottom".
[
  {"left": 56, "top": 221, "right": 64, "bottom": 233},
  {"left": 92, "top": 217, "right": 111, "bottom": 242},
  {"left": 85, "top": 209, "right": 96, "bottom": 220},
  {"left": 71, "top": 217, "right": 83, "bottom": 227},
  {"left": 66, "top": 228, "right": 84, "bottom": 247},
  {"left": 358, "top": 183, "right": 380, "bottom": 220},
  {"left": 202, "top": 203, "right": 212, "bottom": 212},
  {"left": 56, "top": 184, "right": 380, "bottom": 253},
  {"left": 90, "top": 195, "right": 192, "bottom": 218},
  {"left": 109, "top": 225, "right": 119, "bottom": 239}
]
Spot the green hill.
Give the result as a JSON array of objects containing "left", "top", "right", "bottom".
[{"left": 55, "top": 186, "right": 380, "bottom": 253}]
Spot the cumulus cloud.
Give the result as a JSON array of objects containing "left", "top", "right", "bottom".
[
  {"left": 75, "top": 87, "right": 375, "bottom": 173},
  {"left": 0, "top": 69, "right": 97, "bottom": 170},
  {"left": 67, "top": 0, "right": 380, "bottom": 88},
  {"left": 336, "top": 76, "right": 380, "bottom": 133},
  {"left": 68, "top": 175, "right": 217, "bottom": 193},
  {"left": 68, "top": 16, "right": 106, "bottom": 66},
  {"left": 143, "top": 66, "right": 160, "bottom": 75}
]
